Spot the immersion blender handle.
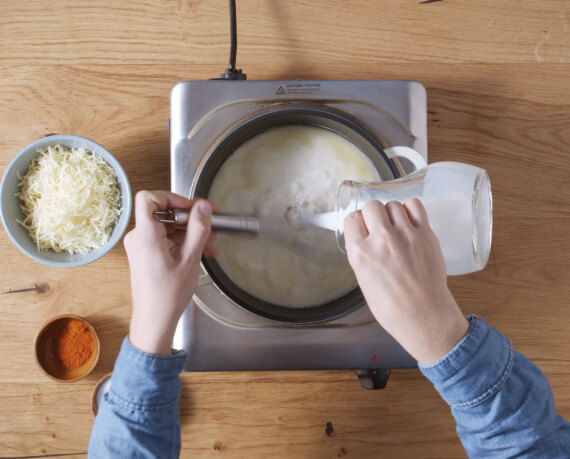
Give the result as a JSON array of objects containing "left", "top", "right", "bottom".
[
  {"left": 210, "top": 214, "right": 261, "bottom": 233},
  {"left": 153, "top": 209, "right": 261, "bottom": 233}
]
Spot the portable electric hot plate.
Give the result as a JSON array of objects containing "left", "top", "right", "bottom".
[{"left": 171, "top": 80, "right": 427, "bottom": 389}]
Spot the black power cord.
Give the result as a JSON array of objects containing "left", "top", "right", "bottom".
[{"left": 218, "top": 0, "right": 246, "bottom": 80}]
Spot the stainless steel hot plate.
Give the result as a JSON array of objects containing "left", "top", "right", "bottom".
[{"left": 171, "top": 80, "right": 427, "bottom": 384}]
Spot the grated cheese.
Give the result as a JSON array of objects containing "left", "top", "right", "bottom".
[{"left": 16, "top": 144, "right": 122, "bottom": 255}]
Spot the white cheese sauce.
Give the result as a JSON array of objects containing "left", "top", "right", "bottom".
[{"left": 208, "top": 125, "right": 379, "bottom": 308}]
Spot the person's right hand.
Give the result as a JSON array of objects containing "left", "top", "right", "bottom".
[
  {"left": 124, "top": 191, "right": 218, "bottom": 356},
  {"left": 344, "top": 199, "right": 469, "bottom": 365}
]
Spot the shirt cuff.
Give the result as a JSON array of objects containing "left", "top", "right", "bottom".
[
  {"left": 419, "top": 315, "right": 514, "bottom": 409},
  {"left": 107, "top": 336, "right": 187, "bottom": 411}
]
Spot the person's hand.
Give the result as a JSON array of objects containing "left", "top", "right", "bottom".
[
  {"left": 344, "top": 199, "right": 469, "bottom": 365},
  {"left": 123, "top": 191, "right": 218, "bottom": 356}
]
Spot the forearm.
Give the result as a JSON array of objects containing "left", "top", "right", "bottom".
[
  {"left": 88, "top": 337, "right": 186, "bottom": 458},
  {"left": 420, "top": 316, "right": 570, "bottom": 457}
]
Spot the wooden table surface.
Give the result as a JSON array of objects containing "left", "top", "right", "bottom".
[{"left": 1, "top": 1, "right": 569, "bottom": 457}]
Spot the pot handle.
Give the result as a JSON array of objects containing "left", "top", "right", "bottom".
[{"left": 384, "top": 146, "right": 427, "bottom": 172}]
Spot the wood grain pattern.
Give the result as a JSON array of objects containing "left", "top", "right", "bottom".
[
  {"left": 0, "top": 1, "right": 569, "bottom": 65},
  {"left": 1, "top": 0, "right": 569, "bottom": 457}
]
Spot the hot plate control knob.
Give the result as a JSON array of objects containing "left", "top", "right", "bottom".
[{"left": 355, "top": 368, "right": 391, "bottom": 390}]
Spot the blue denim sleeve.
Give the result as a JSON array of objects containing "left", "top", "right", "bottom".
[
  {"left": 88, "top": 337, "right": 187, "bottom": 459},
  {"left": 420, "top": 315, "right": 570, "bottom": 458}
]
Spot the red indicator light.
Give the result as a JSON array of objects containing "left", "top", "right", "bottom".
[{"left": 372, "top": 355, "right": 378, "bottom": 361}]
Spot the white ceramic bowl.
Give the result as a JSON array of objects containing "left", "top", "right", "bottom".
[{"left": 0, "top": 135, "right": 132, "bottom": 268}]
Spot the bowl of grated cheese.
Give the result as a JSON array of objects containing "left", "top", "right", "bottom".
[{"left": 0, "top": 135, "right": 132, "bottom": 267}]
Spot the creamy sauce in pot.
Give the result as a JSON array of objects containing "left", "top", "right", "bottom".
[{"left": 208, "top": 125, "right": 379, "bottom": 308}]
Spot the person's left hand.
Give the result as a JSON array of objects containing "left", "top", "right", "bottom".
[{"left": 124, "top": 190, "right": 218, "bottom": 355}]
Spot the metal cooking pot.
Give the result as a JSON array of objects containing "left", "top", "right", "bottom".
[{"left": 192, "top": 104, "right": 403, "bottom": 324}]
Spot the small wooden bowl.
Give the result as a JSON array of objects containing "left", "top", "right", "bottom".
[
  {"left": 34, "top": 314, "right": 100, "bottom": 383},
  {"left": 91, "top": 372, "right": 113, "bottom": 416}
]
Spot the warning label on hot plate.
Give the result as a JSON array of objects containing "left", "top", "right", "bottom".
[{"left": 275, "top": 83, "right": 321, "bottom": 96}]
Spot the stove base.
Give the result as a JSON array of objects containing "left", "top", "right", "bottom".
[{"left": 171, "top": 80, "right": 427, "bottom": 375}]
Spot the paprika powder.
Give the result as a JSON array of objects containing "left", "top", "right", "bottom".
[{"left": 53, "top": 318, "right": 95, "bottom": 369}]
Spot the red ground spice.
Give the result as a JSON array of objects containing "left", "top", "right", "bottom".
[{"left": 52, "top": 319, "right": 95, "bottom": 369}]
